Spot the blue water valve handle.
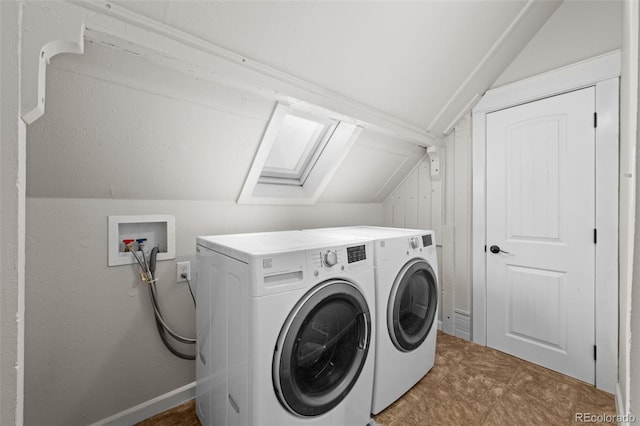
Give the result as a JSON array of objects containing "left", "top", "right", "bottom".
[{"left": 136, "top": 238, "right": 147, "bottom": 244}]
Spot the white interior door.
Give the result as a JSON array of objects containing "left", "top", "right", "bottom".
[{"left": 486, "top": 87, "right": 596, "bottom": 384}]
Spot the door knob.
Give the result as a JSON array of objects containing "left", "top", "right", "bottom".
[{"left": 489, "top": 245, "right": 509, "bottom": 254}]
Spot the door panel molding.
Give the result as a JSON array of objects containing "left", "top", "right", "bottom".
[{"left": 472, "top": 52, "right": 619, "bottom": 392}]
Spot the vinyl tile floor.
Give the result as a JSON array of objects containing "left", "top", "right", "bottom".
[{"left": 136, "top": 332, "right": 616, "bottom": 426}]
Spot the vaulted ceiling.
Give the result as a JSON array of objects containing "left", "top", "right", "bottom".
[
  {"left": 27, "top": 0, "right": 577, "bottom": 203},
  {"left": 108, "top": 0, "right": 562, "bottom": 140}
]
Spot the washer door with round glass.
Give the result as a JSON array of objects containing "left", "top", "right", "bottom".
[
  {"left": 387, "top": 259, "right": 438, "bottom": 352},
  {"left": 273, "top": 280, "right": 371, "bottom": 417}
]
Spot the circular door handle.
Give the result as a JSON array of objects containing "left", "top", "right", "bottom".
[{"left": 489, "top": 245, "right": 510, "bottom": 254}]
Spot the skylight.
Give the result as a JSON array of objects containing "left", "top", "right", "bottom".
[
  {"left": 238, "top": 103, "right": 362, "bottom": 205},
  {"left": 260, "top": 111, "right": 337, "bottom": 185}
]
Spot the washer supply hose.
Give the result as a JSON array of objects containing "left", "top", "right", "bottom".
[
  {"left": 133, "top": 246, "right": 196, "bottom": 360},
  {"left": 148, "top": 279, "right": 196, "bottom": 345},
  {"left": 148, "top": 280, "right": 196, "bottom": 360}
]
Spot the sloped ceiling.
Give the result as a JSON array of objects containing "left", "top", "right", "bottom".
[
  {"left": 27, "top": 0, "right": 565, "bottom": 203},
  {"left": 27, "top": 41, "right": 423, "bottom": 202},
  {"left": 493, "top": 0, "right": 623, "bottom": 87},
  {"left": 106, "top": 0, "right": 562, "bottom": 138}
]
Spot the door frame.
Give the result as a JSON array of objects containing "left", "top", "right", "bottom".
[{"left": 471, "top": 51, "right": 620, "bottom": 392}]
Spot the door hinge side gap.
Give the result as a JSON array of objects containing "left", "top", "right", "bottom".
[
  {"left": 593, "top": 229, "right": 597, "bottom": 244},
  {"left": 594, "top": 112, "right": 598, "bottom": 128},
  {"left": 594, "top": 345, "right": 597, "bottom": 361}
]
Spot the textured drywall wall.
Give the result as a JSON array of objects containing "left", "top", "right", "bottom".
[
  {"left": 493, "top": 0, "right": 622, "bottom": 87},
  {"left": 24, "top": 198, "right": 383, "bottom": 425}
]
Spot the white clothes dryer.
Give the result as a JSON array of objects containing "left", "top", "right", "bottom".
[
  {"left": 195, "top": 230, "right": 376, "bottom": 426},
  {"left": 304, "top": 226, "right": 439, "bottom": 414}
]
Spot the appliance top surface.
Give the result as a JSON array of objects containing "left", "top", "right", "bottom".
[
  {"left": 197, "top": 230, "right": 368, "bottom": 256},
  {"left": 306, "top": 226, "right": 434, "bottom": 239}
]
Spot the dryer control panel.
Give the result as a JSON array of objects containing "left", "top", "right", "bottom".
[
  {"left": 404, "top": 232, "right": 436, "bottom": 257},
  {"left": 347, "top": 245, "right": 367, "bottom": 263}
]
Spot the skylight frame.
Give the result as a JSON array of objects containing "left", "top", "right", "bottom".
[{"left": 238, "top": 102, "right": 362, "bottom": 205}]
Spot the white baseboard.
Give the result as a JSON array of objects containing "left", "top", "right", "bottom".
[
  {"left": 88, "top": 381, "right": 196, "bottom": 426},
  {"left": 437, "top": 320, "right": 443, "bottom": 331},
  {"left": 454, "top": 310, "right": 471, "bottom": 341}
]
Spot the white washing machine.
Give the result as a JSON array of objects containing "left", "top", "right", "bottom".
[
  {"left": 195, "top": 230, "right": 376, "bottom": 426},
  {"left": 304, "top": 226, "right": 439, "bottom": 414}
]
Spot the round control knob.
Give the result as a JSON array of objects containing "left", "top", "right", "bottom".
[
  {"left": 410, "top": 237, "right": 420, "bottom": 249},
  {"left": 323, "top": 250, "right": 338, "bottom": 267}
]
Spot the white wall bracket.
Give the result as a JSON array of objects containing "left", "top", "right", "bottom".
[
  {"left": 426, "top": 146, "right": 444, "bottom": 180},
  {"left": 20, "top": 2, "right": 86, "bottom": 124}
]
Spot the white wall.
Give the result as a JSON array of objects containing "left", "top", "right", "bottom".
[{"left": 383, "top": 159, "right": 432, "bottom": 231}]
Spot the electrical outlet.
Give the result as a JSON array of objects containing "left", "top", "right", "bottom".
[{"left": 177, "top": 261, "right": 191, "bottom": 282}]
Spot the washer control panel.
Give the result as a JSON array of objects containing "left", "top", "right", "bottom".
[
  {"left": 310, "top": 244, "right": 370, "bottom": 274},
  {"left": 409, "top": 237, "right": 420, "bottom": 249},
  {"left": 322, "top": 250, "right": 338, "bottom": 267}
]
